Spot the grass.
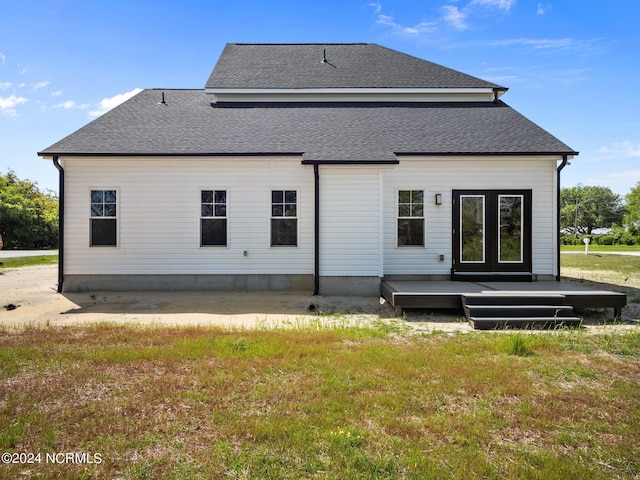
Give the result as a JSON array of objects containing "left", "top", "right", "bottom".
[
  {"left": 561, "top": 252, "right": 640, "bottom": 278},
  {"left": 0, "top": 323, "right": 638, "bottom": 479},
  {"left": 561, "top": 244, "right": 640, "bottom": 252},
  {"left": 0, "top": 255, "right": 58, "bottom": 269}
]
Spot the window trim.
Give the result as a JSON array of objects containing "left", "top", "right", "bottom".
[
  {"left": 200, "top": 188, "right": 229, "bottom": 248},
  {"left": 270, "top": 188, "right": 299, "bottom": 247},
  {"left": 89, "top": 188, "right": 119, "bottom": 248},
  {"left": 396, "top": 188, "right": 425, "bottom": 247}
]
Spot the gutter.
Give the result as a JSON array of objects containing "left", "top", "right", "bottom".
[
  {"left": 53, "top": 156, "right": 64, "bottom": 293},
  {"left": 556, "top": 155, "right": 569, "bottom": 282}
]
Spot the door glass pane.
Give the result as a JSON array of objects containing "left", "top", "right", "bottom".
[
  {"left": 499, "top": 195, "right": 523, "bottom": 263},
  {"left": 461, "top": 195, "right": 484, "bottom": 263}
]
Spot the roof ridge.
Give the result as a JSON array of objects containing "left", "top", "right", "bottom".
[{"left": 231, "top": 42, "right": 370, "bottom": 46}]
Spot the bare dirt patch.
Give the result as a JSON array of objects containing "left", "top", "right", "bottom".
[{"left": 0, "top": 265, "right": 472, "bottom": 333}]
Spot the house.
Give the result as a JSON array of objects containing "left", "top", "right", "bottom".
[{"left": 38, "top": 43, "right": 579, "bottom": 296}]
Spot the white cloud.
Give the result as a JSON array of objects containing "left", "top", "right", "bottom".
[
  {"left": 441, "top": 5, "right": 468, "bottom": 30},
  {"left": 375, "top": 13, "right": 437, "bottom": 37},
  {"left": 53, "top": 100, "right": 90, "bottom": 110},
  {"left": 368, "top": 2, "right": 382, "bottom": 14},
  {"left": 89, "top": 87, "right": 143, "bottom": 117},
  {"left": 0, "top": 53, "right": 5, "bottom": 65},
  {"left": 0, "top": 95, "right": 28, "bottom": 116},
  {"left": 30, "top": 81, "right": 50, "bottom": 91},
  {"left": 598, "top": 141, "right": 640, "bottom": 159},
  {"left": 491, "top": 37, "right": 573, "bottom": 50},
  {"left": 51, "top": 91, "right": 63, "bottom": 97},
  {"left": 471, "top": 0, "right": 517, "bottom": 11},
  {"left": 0, "top": 81, "right": 12, "bottom": 90},
  {"left": 537, "top": 3, "right": 551, "bottom": 14}
]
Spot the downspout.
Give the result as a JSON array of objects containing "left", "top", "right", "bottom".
[
  {"left": 53, "top": 156, "right": 64, "bottom": 293},
  {"left": 313, "top": 163, "right": 320, "bottom": 295},
  {"left": 556, "top": 155, "right": 569, "bottom": 281}
]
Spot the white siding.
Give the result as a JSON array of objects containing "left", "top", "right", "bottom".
[
  {"left": 61, "top": 155, "right": 560, "bottom": 280},
  {"left": 383, "top": 157, "right": 559, "bottom": 277},
  {"left": 62, "top": 156, "right": 314, "bottom": 275},
  {"left": 319, "top": 167, "right": 381, "bottom": 277}
]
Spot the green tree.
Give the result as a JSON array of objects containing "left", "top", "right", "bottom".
[
  {"left": 0, "top": 170, "right": 59, "bottom": 249},
  {"left": 623, "top": 182, "right": 640, "bottom": 235},
  {"left": 560, "top": 184, "right": 624, "bottom": 235}
]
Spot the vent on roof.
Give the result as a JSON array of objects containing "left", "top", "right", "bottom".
[
  {"left": 158, "top": 92, "right": 167, "bottom": 105},
  {"left": 321, "top": 48, "right": 336, "bottom": 68}
]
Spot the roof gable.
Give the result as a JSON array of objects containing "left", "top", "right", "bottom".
[{"left": 205, "top": 43, "right": 505, "bottom": 96}]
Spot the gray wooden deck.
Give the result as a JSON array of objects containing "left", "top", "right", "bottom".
[{"left": 381, "top": 280, "right": 627, "bottom": 322}]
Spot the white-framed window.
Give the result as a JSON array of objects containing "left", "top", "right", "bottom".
[
  {"left": 200, "top": 190, "right": 227, "bottom": 247},
  {"left": 397, "top": 190, "right": 424, "bottom": 247},
  {"left": 271, "top": 190, "right": 297, "bottom": 246},
  {"left": 90, "top": 189, "right": 117, "bottom": 247}
]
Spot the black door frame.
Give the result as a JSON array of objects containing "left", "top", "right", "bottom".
[{"left": 452, "top": 189, "right": 532, "bottom": 280}]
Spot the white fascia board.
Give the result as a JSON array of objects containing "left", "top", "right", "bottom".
[{"left": 206, "top": 87, "right": 501, "bottom": 103}]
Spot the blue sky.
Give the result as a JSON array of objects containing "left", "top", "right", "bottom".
[{"left": 1, "top": 0, "right": 639, "bottom": 195}]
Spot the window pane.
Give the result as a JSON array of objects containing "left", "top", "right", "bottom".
[
  {"left": 104, "top": 190, "right": 117, "bottom": 203},
  {"left": 398, "top": 219, "right": 424, "bottom": 246},
  {"left": 91, "top": 218, "right": 117, "bottom": 246},
  {"left": 271, "top": 218, "right": 297, "bottom": 246},
  {"left": 201, "top": 219, "right": 227, "bottom": 246},
  {"left": 398, "top": 204, "right": 410, "bottom": 217},
  {"left": 398, "top": 190, "right": 411, "bottom": 203},
  {"left": 214, "top": 191, "right": 226, "bottom": 204},
  {"left": 201, "top": 190, "right": 213, "bottom": 203},
  {"left": 411, "top": 190, "right": 424, "bottom": 203},
  {"left": 201, "top": 204, "right": 214, "bottom": 217},
  {"left": 272, "top": 190, "right": 283, "bottom": 203},
  {"left": 91, "top": 190, "right": 104, "bottom": 203},
  {"left": 103, "top": 204, "right": 117, "bottom": 217},
  {"left": 272, "top": 205, "right": 283, "bottom": 217},
  {"left": 284, "top": 204, "right": 297, "bottom": 217},
  {"left": 214, "top": 205, "right": 226, "bottom": 217},
  {"left": 285, "top": 190, "right": 296, "bottom": 203},
  {"left": 461, "top": 196, "right": 484, "bottom": 262},
  {"left": 411, "top": 204, "right": 424, "bottom": 217},
  {"left": 91, "top": 204, "right": 104, "bottom": 217},
  {"left": 499, "top": 195, "right": 523, "bottom": 262}
]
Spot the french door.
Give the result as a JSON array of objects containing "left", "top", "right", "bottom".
[{"left": 452, "top": 190, "right": 532, "bottom": 279}]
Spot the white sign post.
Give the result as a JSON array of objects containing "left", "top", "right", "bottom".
[{"left": 583, "top": 237, "right": 591, "bottom": 255}]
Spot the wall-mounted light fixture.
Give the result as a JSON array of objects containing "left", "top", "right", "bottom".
[{"left": 435, "top": 193, "right": 442, "bottom": 205}]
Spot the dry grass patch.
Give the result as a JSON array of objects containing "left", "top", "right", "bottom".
[{"left": 0, "top": 323, "right": 638, "bottom": 479}]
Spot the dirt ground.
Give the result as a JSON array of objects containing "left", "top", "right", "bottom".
[{"left": 1, "top": 265, "right": 637, "bottom": 333}]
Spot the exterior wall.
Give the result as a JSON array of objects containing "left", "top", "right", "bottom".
[
  {"left": 60, "top": 155, "right": 561, "bottom": 292},
  {"left": 319, "top": 167, "right": 382, "bottom": 277},
  {"left": 62, "top": 156, "right": 315, "bottom": 279},
  {"left": 383, "top": 157, "right": 560, "bottom": 277}
]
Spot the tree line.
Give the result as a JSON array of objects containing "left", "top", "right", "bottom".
[
  {"left": 561, "top": 183, "right": 640, "bottom": 245},
  {"left": 0, "top": 171, "right": 58, "bottom": 249}
]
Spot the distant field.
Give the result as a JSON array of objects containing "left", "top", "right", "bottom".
[
  {"left": 0, "top": 255, "right": 58, "bottom": 269},
  {"left": 561, "top": 244, "right": 640, "bottom": 252},
  {"left": 561, "top": 252, "right": 640, "bottom": 278}
]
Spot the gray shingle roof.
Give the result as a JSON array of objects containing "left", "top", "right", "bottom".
[
  {"left": 39, "top": 89, "right": 577, "bottom": 159},
  {"left": 205, "top": 43, "right": 505, "bottom": 90}
]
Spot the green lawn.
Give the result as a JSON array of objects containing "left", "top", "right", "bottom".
[
  {"left": 0, "top": 255, "right": 58, "bottom": 269},
  {"left": 561, "top": 244, "right": 640, "bottom": 252},
  {"left": 561, "top": 252, "right": 640, "bottom": 277},
  {"left": 0, "top": 324, "right": 638, "bottom": 479}
]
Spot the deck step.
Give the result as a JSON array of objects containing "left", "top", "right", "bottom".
[
  {"left": 462, "top": 293, "right": 581, "bottom": 330},
  {"left": 465, "top": 305, "right": 575, "bottom": 318},
  {"left": 469, "top": 316, "right": 583, "bottom": 330}
]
